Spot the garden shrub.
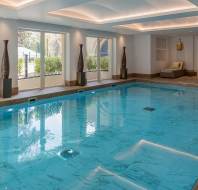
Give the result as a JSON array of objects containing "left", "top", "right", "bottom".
[
  {"left": 86, "top": 56, "right": 109, "bottom": 71},
  {"left": 18, "top": 58, "right": 24, "bottom": 75},
  {"left": 35, "top": 57, "right": 62, "bottom": 74}
]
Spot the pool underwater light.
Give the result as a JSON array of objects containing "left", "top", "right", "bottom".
[
  {"left": 59, "top": 148, "right": 79, "bottom": 159},
  {"left": 144, "top": 107, "right": 156, "bottom": 112}
]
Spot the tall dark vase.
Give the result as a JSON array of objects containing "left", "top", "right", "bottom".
[
  {"left": 120, "top": 46, "right": 128, "bottom": 79},
  {"left": 1, "top": 40, "right": 12, "bottom": 98},
  {"left": 2, "top": 40, "right": 10, "bottom": 79},
  {"left": 77, "top": 44, "right": 87, "bottom": 86}
]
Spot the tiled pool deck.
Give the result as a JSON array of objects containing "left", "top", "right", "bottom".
[{"left": 0, "top": 76, "right": 198, "bottom": 107}]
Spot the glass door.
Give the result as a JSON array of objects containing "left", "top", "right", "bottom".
[
  {"left": 18, "top": 30, "right": 41, "bottom": 91},
  {"left": 99, "top": 38, "right": 112, "bottom": 80},
  {"left": 86, "top": 37, "right": 112, "bottom": 82},
  {"left": 86, "top": 37, "right": 98, "bottom": 81},
  {"left": 44, "top": 33, "right": 64, "bottom": 88},
  {"left": 18, "top": 30, "right": 65, "bottom": 91}
]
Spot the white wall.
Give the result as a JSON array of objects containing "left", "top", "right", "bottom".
[
  {"left": 132, "top": 34, "right": 151, "bottom": 74},
  {"left": 151, "top": 35, "right": 169, "bottom": 74},
  {"left": 169, "top": 35, "right": 198, "bottom": 71},
  {"left": 0, "top": 18, "right": 18, "bottom": 88},
  {"left": 0, "top": 18, "right": 134, "bottom": 92},
  {"left": 115, "top": 34, "right": 134, "bottom": 75},
  {"left": 194, "top": 35, "right": 198, "bottom": 72},
  {"left": 69, "top": 29, "right": 86, "bottom": 81},
  {"left": 132, "top": 34, "right": 198, "bottom": 75},
  {"left": 1, "top": 17, "right": 198, "bottom": 95},
  {"left": 125, "top": 35, "right": 134, "bottom": 74}
]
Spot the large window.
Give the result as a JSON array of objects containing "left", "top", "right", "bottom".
[
  {"left": 18, "top": 30, "right": 65, "bottom": 91},
  {"left": 86, "top": 37, "right": 112, "bottom": 81}
]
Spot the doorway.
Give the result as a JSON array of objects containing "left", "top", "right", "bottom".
[
  {"left": 18, "top": 30, "right": 65, "bottom": 91},
  {"left": 86, "top": 37, "right": 112, "bottom": 82}
]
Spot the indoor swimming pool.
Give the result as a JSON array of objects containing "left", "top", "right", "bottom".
[{"left": 0, "top": 82, "right": 198, "bottom": 190}]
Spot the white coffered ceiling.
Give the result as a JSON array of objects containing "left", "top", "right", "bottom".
[{"left": 1, "top": 0, "right": 198, "bottom": 34}]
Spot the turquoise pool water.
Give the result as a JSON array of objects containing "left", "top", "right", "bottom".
[{"left": 0, "top": 82, "right": 198, "bottom": 190}]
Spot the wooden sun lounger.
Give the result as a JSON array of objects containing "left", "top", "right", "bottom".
[
  {"left": 160, "top": 61, "right": 185, "bottom": 78},
  {"left": 160, "top": 69, "right": 185, "bottom": 78}
]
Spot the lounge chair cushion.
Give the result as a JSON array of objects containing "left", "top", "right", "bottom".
[{"left": 167, "top": 61, "right": 184, "bottom": 70}]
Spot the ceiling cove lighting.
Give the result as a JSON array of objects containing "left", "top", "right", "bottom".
[
  {"left": 117, "top": 16, "right": 198, "bottom": 32},
  {"left": 49, "top": 6, "right": 198, "bottom": 24},
  {"left": 0, "top": 0, "right": 41, "bottom": 8},
  {"left": 96, "top": 7, "right": 198, "bottom": 24},
  {"left": 49, "top": 10, "right": 99, "bottom": 24}
]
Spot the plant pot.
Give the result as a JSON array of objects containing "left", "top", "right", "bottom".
[
  {"left": 77, "top": 72, "right": 87, "bottom": 86},
  {"left": 1, "top": 78, "right": 12, "bottom": 98},
  {"left": 120, "top": 68, "right": 128, "bottom": 79}
]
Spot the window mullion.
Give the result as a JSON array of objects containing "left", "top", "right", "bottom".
[
  {"left": 40, "top": 32, "right": 45, "bottom": 89},
  {"left": 97, "top": 38, "right": 101, "bottom": 81}
]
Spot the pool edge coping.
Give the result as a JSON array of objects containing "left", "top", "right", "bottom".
[
  {"left": 0, "top": 79, "right": 136, "bottom": 107},
  {"left": 1, "top": 77, "right": 198, "bottom": 107}
]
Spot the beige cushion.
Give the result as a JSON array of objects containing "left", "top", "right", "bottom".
[{"left": 167, "top": 61, "right": 184, "bottom": 70}]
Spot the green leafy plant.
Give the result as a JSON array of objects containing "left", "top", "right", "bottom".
[
  {"left": 100, "top": 57, "right": 109, "bottom": 71},
  {"left": 35, "top": 57, "right": 62, "bottom": 74},
  {"left": 86, "top": 56, "right": 109, "bottom": 71},
  {"left": 86, "top": 56, "right": 97, "bottom": 71},
  {"left": 45, "top": 57, "right": 62, "bottom": 74},
  {"left": 18, "top": 58, "right": 24, "bottom": 75}
]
